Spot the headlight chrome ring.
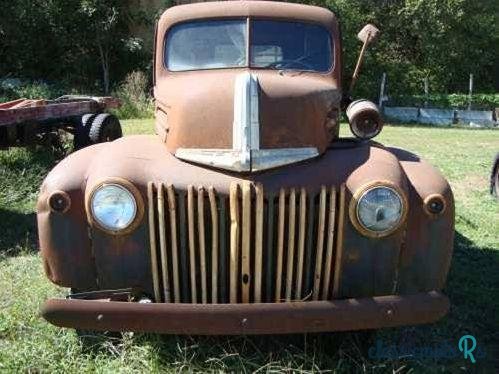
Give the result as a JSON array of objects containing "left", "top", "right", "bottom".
[
  {"left": 349, "top": 181, "right": 408, "bottom": 238},
  {"left": 86, "top": 178, "right": 144, "bottom": 235}
]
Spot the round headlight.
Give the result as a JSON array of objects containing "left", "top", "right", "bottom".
[
  {"left": 353, "top": 185, "right": 406, "bottom": 237},
  {"left": 90, "top": 184, "right": 137, "bottom": 232}
]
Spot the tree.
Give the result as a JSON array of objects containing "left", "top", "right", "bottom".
[
  {"left": 0, "top": 0, "right": 497, "bottom": 97},
  {"left": 79, "top": 1, "right": 129, "bottom": 94},
  {"left": 0, "top": 0, "right": 149, "bottom": 95}
]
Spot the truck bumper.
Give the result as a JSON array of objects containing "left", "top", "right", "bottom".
[{"left": 42, "top": 291, "right": 449, "bottom": 335}]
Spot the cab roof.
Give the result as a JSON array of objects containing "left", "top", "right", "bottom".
[{"left": 158, "top": 1, "right": 338, "bottom": 33}]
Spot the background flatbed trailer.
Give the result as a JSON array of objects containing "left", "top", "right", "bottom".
[{"left": 0, "top": 95, "right": 122, "bottom": 149}]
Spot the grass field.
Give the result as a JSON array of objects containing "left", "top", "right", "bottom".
[{"left": 1, "top": 119, "right": 498, "bottom": 372}]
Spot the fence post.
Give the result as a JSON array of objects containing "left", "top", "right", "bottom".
[
  {"left": 468, "top": 73, "right": 473, "bottom": 110},
  {"left": 424, "top": 77, "right": 429, "bottom": 108},
  {"left": 378, "top": 72, "right": 386, "bottom": 109}
]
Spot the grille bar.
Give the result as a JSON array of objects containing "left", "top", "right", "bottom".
[
  {"left": 229, "top": 183, "right": 240, "bottom": 304},
  {"left": 147, "top": 182, "right": 161, "bottom": 303},
  {"left": 208, "top": 187, "right": 219, "bottom": 304},
  {"left": 322, "top": 186, "right": 337, "bottom": 300},
  {"left": 295, "top": 188, "right": 307, "bottom": 299},
  {"left": 275, "top": 188, "right": 285, "bottom": 302},
  {"left": 187, "top": 185, "right": 197, "bottom": 302},
  {"left": 285, "top": 188, "right": 296, "bottom": 301},
  {"left": 265, "top": 192, "right": 275, "bottom": 302},
  {"left": 241, "top": 182, "right": 251, "bottom": 303},
  {"left": 148, "top": 182, "right": 343, "bottom": 304},
  {"left": 157, "top": 183, "right": 171, "bottom": 302},
  {"left": 254, "top": 184, "right": 264, "bottom": 303},
  {"left": 312, "top": 186, "right": 327, "bottom": 300},
  {"left": 333, "top": 184, "right": 346, "bottom": 298},
  {"left": 197, "top": 186, "right": 207, "bottom": 304},
  {"left": 178, "top": 191, "right": 189, "bottom": 302},
  {"left": 166, "top": 185, "right": 181, "bottom": 303}
]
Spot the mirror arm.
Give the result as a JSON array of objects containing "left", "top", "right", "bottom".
[{"left": 349, "top": 32, "right": 371, "bottom": 93}]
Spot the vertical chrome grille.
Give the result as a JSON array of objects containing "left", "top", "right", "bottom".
[{"left": 148, "top": 182, "right": 344, "bottom": 304}]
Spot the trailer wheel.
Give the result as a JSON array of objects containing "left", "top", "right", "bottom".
[
  {"left": 89, "top": 113, "right": 122, "bottom": 144},
  {"left": 73, "top": 113, "right": 96, "bottom": 150}
]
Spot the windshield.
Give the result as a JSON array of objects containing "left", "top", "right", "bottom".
[
  {"left": 166, "top": 20, "right": 247, "bottom": 71},
  {"left": 250, "top": 20, "right": 332, "bottom": 72},
  {"left": 165, "top": 19, "right": 332, "bottom": 72}
]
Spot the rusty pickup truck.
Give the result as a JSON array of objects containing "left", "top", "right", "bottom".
[{"left": 38, "top": 1, "right": 453, "bottom": 335}]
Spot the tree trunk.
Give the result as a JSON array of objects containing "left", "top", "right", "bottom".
[{"left": 97, "top": 42, "right": 110, "bottom": 95}]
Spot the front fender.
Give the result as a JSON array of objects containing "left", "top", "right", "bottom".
[
  {"left": 37, "top": 144, "right": 106, "bottom": 288},
  {"left": 388, "top": 147, "right": 454, "bottom": 293}
]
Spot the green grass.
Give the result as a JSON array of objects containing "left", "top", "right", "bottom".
[{"left": 1, "top": 120, "right": 498, "bottom": 372}]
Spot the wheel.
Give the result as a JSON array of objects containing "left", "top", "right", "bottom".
[
  {"left": 88, "top": 113, "right": 122, "bottom": 143},
  {"left": 73, "top": 113, "right": 96, "bottom": 150}
]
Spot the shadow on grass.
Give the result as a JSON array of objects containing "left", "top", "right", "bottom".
[
  {"left": 0, "top": 208, "right": 37, "bottom": 258},
  {"left": 444, "top": 231, "right": 499, "bottom": 347}
]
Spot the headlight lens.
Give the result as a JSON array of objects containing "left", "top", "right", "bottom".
[
  {"left": 356, "top": 186, "right": 404, "bottom": 234},
  {"left": 91, "top": 184, "right": 137, "bottom": 231}
]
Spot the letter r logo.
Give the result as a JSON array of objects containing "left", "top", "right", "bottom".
[{"left": 458, "top": 335, "right": 477, "bottom": 363}]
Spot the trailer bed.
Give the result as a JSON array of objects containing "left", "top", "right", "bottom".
[
  {"left": 0, "top": 96, "right": 120, "bottom": 127},
  {"left": 0, "top": 95, "right": 122, "bottom": 149}
]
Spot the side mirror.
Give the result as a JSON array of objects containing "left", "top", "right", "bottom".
[
  {"left": 357, "top": 24, "right": 380, "bottom": 45},
  {"left": 349, "top": 24, "right": 380, "bottom": 93}
]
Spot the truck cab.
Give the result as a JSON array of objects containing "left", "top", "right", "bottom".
[
  {"left": 38, "top": 1, "right": 454, "bottom": 335},
  {"left": 154, "top": 3, "right": 341, "bottom": 172}
]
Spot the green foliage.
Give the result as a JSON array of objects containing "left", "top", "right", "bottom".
[
  {"left": 0, "top": 81, "right": 67, "bottom": 101},
  {"left": 0, "top": 0, "right": 497, "bottom": 108},
  {"left": 0, "top": 1, "right": 152, "bottom": 95},
  {"left": 388, "top": 93, "right": 499, "bottom": 109},
  {"left": 319, "top": 0, "right": 499, "bottom": 98},
  {"left": 112, "top": 71, "right": 154, "bottom": 119}
]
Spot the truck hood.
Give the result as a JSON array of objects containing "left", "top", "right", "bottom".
[{"left": 155, "top": 69, "right": 340, "bottom": 172}]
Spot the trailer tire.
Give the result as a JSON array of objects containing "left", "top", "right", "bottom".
[
  {"left": 73, "top": 113, "right": 96, "bottom": 150},
  {"left": 89, "top": 113, "right": 122, "bottom": 144}
]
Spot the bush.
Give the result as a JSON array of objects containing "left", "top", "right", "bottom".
[
  {"left": 0, "top": 80, "right": 66, "bottom": 102},
  {"left": 112, "top": 71, "right": 154, "bottom": 119},
  {"left": 386, "top": 94, "right": 499, "bottom": 110}
]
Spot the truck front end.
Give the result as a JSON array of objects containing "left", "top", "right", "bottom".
[{"left": 38, "top": 1, "right": 453, "bottom": 334}]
